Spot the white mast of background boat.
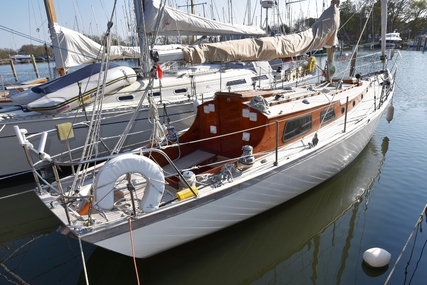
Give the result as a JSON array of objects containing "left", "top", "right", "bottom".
[
  {"left": 43, "top": 0, "right": 66, "bottom": 76},
  {"left": 380, "top": 0, "right": 388, "bottom": 69}
]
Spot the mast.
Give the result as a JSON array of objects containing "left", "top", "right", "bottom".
[
  {"left": 261, "top": 0, "right": 275, "bottom": 34},
  {"left": 133, "top": 0, "right": 151, "bottom": 74},
  {"left": 192, "top": 0, "right": 196, "bottom": 43},
  {"left": 247, "top": 0, "right": 251, "bottom": 25},
  {"left": 285, "top": 0, "right": 307, "bottom": 33},
  {"left": 325, "top": 0, "right": 340, "bottom": 82},
  {"left": 380, "top": 0, "right": 387, "bottom": 68},
  {"left": 43, "top": 0, "right": 66, "bottom": 76}
]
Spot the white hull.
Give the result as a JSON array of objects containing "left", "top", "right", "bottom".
[
  {"left": 90, "top": 102, "right": 383, "bottom": 257},
  {"left": 37, "top": 69, "right": 393, "bottom": 257}
]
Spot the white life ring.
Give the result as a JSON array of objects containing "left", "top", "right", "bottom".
[{"left": 93, "top": 153, "right": 165, "bottom": 212}]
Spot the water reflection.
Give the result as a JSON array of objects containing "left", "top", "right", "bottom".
[{"left": 0, "top": 184, "right": 95, "bottom": 284}]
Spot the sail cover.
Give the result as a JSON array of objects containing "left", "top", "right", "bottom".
[
  {"left": 50, "top": 24, "right": 186, "bottom": 68},
  {"left": 143, "top": 0, "right": 266, "bottom": 36},
  {"left": 49, "top": 23, "right": 142, "bottom": 68},
  {"left": 180, "top": 2, "right": 340, "bottom": 64}
]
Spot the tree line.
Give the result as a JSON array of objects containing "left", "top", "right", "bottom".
[
  {"left": 0, "top": 44, "right": 53, "bottom": 60},
  {"left": 338, "top": 0, "right": 427, "bottom": 44},
  {"left": 270, "top": 0, "right": 426, "bottom": 45}
]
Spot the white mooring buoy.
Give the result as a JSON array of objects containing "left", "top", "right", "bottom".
[
  {"left": 363, "top": 247, "right": 391, "bottom": 268},
  {"left": 386, "top": 102, "right": 394, "bottom": 123}
]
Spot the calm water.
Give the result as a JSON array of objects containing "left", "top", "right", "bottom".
[{"left": 0, "top": 50, "right": 427, "bottom": 285}]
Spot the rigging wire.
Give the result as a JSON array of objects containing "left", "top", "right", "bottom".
[
  {"left": 384, "top": 203, "right": 427, "bottom": 285},
  {"left": 70, "top": 0, "right": 118, "bottom": 188},
  {"left": 0, "top": 25, "right": 47, "bottom": 46},
  {"left": 407, "top": 231, "right": 427, "bottom": 284}
]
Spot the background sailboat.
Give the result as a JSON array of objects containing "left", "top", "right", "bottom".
[{"left": 0, "top": 0, "right": 316, "bottom": 180}]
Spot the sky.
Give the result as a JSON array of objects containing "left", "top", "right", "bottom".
[{"left": 0, "top": 0, "right": 319, "bottom": 50}]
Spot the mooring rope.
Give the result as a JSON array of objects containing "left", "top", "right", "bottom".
[
  {"left": 78, "top": 235, "right": 90, "bottom": 285},
  {"left": 129, "top": 218, "right": 140, "bottom": 285}
]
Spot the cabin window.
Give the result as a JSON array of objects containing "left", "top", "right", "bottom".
[
  {"left": 118, "top": 95, "right": 134, "bottom": 101},
  {"left": 226, "top": 79, "right": 247, "bottom": 86},
  {"left": 320, "top": 108, "right": 335, "bottom": 125},
  {"left": 174, "top": 88, "right": 188, "bottom": 94},
  {"left": 251, "top": 75, "right": 269, "bottom": 81},
  {"left": 283, "top": 115, "right": 312, "bottom": 142}
]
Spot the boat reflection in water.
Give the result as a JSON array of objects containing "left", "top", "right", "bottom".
[
  {"left": 80, "top": 136, "right": 390, "bottom": 285},
  {"left": 0, "top": 185, "right": 95, "bottom": 284}
]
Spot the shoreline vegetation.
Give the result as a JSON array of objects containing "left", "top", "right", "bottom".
[{"left": 1, "top": 40, "right": 423, "bottom": 67}]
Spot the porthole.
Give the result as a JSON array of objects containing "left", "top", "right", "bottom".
[
  {"left": 118, "top": 95, "right": 134, "bottom": 101},
  {"left": 174, "top": 88, "right": 187, "bottom": 94}
]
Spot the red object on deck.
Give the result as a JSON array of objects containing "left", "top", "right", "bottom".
[{"left": 156, "top": 64, "right": 163, "bottom": 79}]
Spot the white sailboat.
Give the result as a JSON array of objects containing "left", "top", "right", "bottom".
[
  {"left": 15, "top": 0, "right": 401, "bottom": 258},
  {"left": 0, "top": 0, "right": 315, "bottom": 179},
  {"left": 9, "top": 53, "right": 32, "bottom": 64}
]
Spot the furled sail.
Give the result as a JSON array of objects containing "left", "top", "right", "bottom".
[
  {"left": 142, "top": 0, "right": 266, "bottom": 36},
  {"left": 50, "top": 23, "right": 142, "bottom": 68},
  {"left": 179, "top": 1, "right": 340, "bottom": 64},
  {"left": 49, "top": 23, "right": 182, "bottom": 69}
]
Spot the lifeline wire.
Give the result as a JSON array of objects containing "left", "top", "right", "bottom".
[{"left": 384, "top": 203, "right": 427, "bottom": 284}]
